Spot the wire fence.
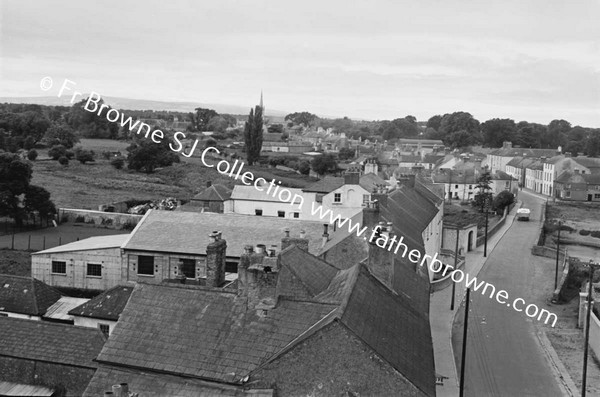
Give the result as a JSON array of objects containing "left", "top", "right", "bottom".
[{"left": 0, "top": 233, "right": 83, "bottom": 252}]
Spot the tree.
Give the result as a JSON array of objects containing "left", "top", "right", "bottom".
[
  {"left": 446, "top": 130, "right": 475, "bottom": 149},
  {"left": 338, "top": 147, "right": 355, "bottom": 160},
  {"left": 67, "top": 98, "right": 118, "bottom": 139},
  {"left": 194, "top": 108, "right": 219, "bottom": 131},
  {"left": 44, "top": 121, "right": 79, "bottom": 148},
  {"left": 585, "top": 130, "right": 600, "bottom": 157},
  {"left": 298, "top": 161, "right": 311, "bottom": 175},
  {"left": 284, "top": 112, "right": 318, "bottom": 128},
  {"left": 243, "top": 106, "right": 263, "bottom": 166},
  {"left": 27, "top": 149, "right": 38, "bottom": 161},
  {"left": 481, "top": 118, "right": 517, "bottom": 147},
  {"left": 24, "top": 185, "right": 56, "bottom": 220},
  {"left": 0, "top": 152, "right": 32, "bottom": 225},
  {"left": 515, "top": 122, "right": 545, "bottom": 148},
  {"left": 311, "top": 154, "right": 338, "bottom": 176},
  {"left": 23, "top": 136, "right": 36, "bottom": 150},
  {"left": 378, "top": 118, "right": 419, "bottom": 141},
  {"left": 493, "top": 191, "right": 514, "bottom": 214},
  {"left": 58, "top": 156, "right": 69, "bottom": 166},
  {"left": 427, "top": 115, "right": 443, "bottom": 131},
  {"left": 267, "top": 124, "right": 284, "bottom": 134},
  {"left": 473, "top": 171, "right": 492, "bottom": 212},
  {"left": 75, "top": 147, "right": 95, "bottom": 164},
  {"left": 546, "top": 119, "right": 571, "bottom": 149},
  {"left": 48, "top": 144, "right": 67, "bottom": 160},
  {"left": 126, "top": 139, "right": 180, "bottom": 173},
  {"left": 206, "top": 115, "right": 229, "bottom": 133},
  {"left": 438, "top": 112, "right": 481, "bottom": 147}
]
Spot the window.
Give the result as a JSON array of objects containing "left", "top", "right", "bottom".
[
  {"left": 595, "top": 194, "right": 600, "bottom": 199},
  {"left": 455, "top": 185, "right": 458, "bottom": 189},
  {"left": 51, "top": 261, "right": 66, "bottom": 274},
  {"left": 255, "top": 209, "right": 263, "bottom": 216},
  {"left": 203, "top": 200, "right": 210, "bottom": 208},
  {"left": 334, "top": 193, "right": 342, "bottom": 203},
  {"left": 565, "top": 191, "right": 571, "bottom": 198},
  {"left": 293, "top": 212, "right": 300, "bottom": 218},
  {"left": 137, "top": 255, "right": 154, "bottom": 275},
  {"left": 86, "top": 263, "right": 102, "bottom": 277},
  {"left": 469, "top": 185, "right": 473, "bottom": 189},
  {"left": 180, "top": 258, "right": 196, "bottom": 278},
  {"left": 277, "top": 211, "right": 285, "bottom": 218},
  {"left": 98, "top": 323, "right": 110, "bottom": 337}
]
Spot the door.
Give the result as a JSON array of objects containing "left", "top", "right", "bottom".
[
  {"left": 588, "top": 194, "right": 593, "bottom": 202},
  {"left": 468, "top": 230, "right": 473, "bottom": 251}
]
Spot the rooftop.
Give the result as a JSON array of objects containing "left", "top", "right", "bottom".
[
  {"left": 34, "top": 234, "right": 129, "bottom": 255},
  {"left": 229, "top": 185, "right": 304, "bottom": 204},
  {"left": 43, "top": 296, "right": 89, "bottom": 322},
  {"left": 0, "top": 316, "right": 105, "bottom": 368},
  {"left": 192, "top": 184, "right": 232, "bottom": 202},
  {"left": 68, "top": 285, "right": 134, "bottom": 321},
  {"left": 0, "top": 275, "right": 62, "bottom": 316},
  {"left": 123, "top": 210, "right": 330, "bottom": 257},
  {"left": 302, "top": 177, "right": 344, "bottom": 193}
]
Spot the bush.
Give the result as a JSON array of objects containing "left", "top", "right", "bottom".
[
  {"left": 580, "top": 229, "right": 590, "bottom": 236},
  {"left": 102, "top": 151, "right": 112, "bottom": 160},
  {"left": 48, "top": 144, "right": 67, "bottom": 160},
  {"left": 65, "top": 150, "right": 74, "bottom": 159},
  {"left": 75, "top": 148, "right": 96, "bottom": 164},
  {"left": 110, "top": 157, "right": 125, "bottom": 169},
  {"left": 298, "top": 161, "right": 311, "bottom": 175},
  {"left": 590, "top": 231, "right": 600, "bottom": 239},
  {"left": 58, "top": 156, "right": 69, "bottom": 165},
  {"left": 27, "top": 149, "right": 38, "bottom": 161}
]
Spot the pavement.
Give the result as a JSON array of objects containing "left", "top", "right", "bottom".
[{"left": 430, "top": 191, "right": 575, "bottom": 396}]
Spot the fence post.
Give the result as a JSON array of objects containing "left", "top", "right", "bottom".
[
  {"left": 28, "top": 235, "right": 31, "bottom": 250},
  {"left": 11, "top": 233, "right": 14, "bottom": 250},
  {"left": 58, "top": 236, "right": 62, "bottom": 246},
  {"left": 43, "top": 236, "right": 46, "bottom": 250}
]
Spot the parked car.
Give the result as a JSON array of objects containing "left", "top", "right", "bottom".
[{"left": 517, "top": 208, "right": 530, "bottom": 221}]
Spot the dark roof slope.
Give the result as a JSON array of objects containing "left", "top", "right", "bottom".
[
  {"left": 68, "top": 285, "right": 134, "bottom": 321},
  {"left": 96, "top": 284, "right": 337, "bottom": 383},
  {"left": 192, "top": 184, "right": 232, "bottom": 202},
  {"left": 303, "top": 177, "right": 344, "bottom": 193},
  {"left": 278, "top": 246, "right": 339, "bottom": 297},
  {"left": 0, "top": 316, "right": 105, "bottom": 368},
  {"left": 0, "top": 275, "right": 62, "bottom": 316},
  {"left": 84, "top": 366, "right": 273, "bottom": 397}
]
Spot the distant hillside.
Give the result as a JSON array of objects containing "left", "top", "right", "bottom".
[{"left": 0, "top": 95, "right": 290, "bottom": 117}]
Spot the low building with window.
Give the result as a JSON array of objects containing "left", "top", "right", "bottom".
[
  {"left": 0, "top": 275, "right": 62, "bottom": 320},
  {"left": 32, "top": 210, "right": 332, "bottom": 291},
  {"left": 68, "top": 285, "right": 133, "bottom": 336},
  {"left": 187, "top": 182, "right": 232, "bottom": 213},
  {"left": 555, "top": 171, "right": 600, "bottom": 201}
]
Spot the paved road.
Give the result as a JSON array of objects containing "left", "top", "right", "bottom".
[{"left": 455, "top": 191, "right": 564, "bottom": 396}]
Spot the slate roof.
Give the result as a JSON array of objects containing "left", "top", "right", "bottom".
[
  {"left": 526, "top": 160, "right": 544, "bottom": 170},
  {"left": 583, "top": 173, "right": 600, "bottom": 184},
  {"left": 422, "top": 154, "right": 445, "bottom": 165},
  {"left": 555, "top": 171, "right": 586, "bottom": 185},
  {"left": 34, "top": 234, "right": 128, "bottom": 255},
  {"left": 69, "top": 285, "right": 134, "bottom": 321},
  {"left": 398, "top": 138, "right": 444, "bottom": 146},
  {"left": 96, "top": 283, "right": 337, "bottom": 383},
  {"left": 358, "top": 173, "right": 389, "bottom": 192},
  {"left": 277, "top": 246, "right": 340, "bottom": 298},
  {"left": 302, "top": 177, "right": 344, "bottom": 193},
  {"left": 0, "top": 316, "right": 105, "bottom": 368},
  {"left": 122, "top": 210, "right": 328, "bottom": 256},
  {"left": 0, "top": 275, "right": 62, "bottom": 316},
  {"left": 489, "top": 147, "right": 559, "bottom": 158},
  {"left": 229, "top": 185, "right": 304, "bottom": 204},
  {"left": 399, "top": 154, "right": 422, "bottom": 163},
  {"left": 573, "top": 157, "right": 600, "bottom": 171},
  {"left": 84, "top": 366, "right": 273, "bottom": 397},
  {"left": 492, "top": 170, "right": 514, "bottom": 180},
  {"left": 192, "top": 184, "right": 232, "bottom": 202}
]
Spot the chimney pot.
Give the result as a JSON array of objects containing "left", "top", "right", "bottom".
[
  {"left": 208, "top": 232, "right": 217, "bottom": 243},
  {"left": 119, "top": 384, "right": 129, "bottom": 395},
  {"left": 111, "top": 385, "right": 122, "bottom": 397},
  {"left": 256, "top": 244, "right": 267, "bottom": 255},
  {"left": 299, "top": 230, "right": 306, "bottom": 239},
  {"left": 284, "top": 229, "right": 290, "bottom": 238},
  {"left": 244, "top": 244, "right": 254, "bottom": 254},
  {"left": 206, "top": 181, "right": 212, "bottom": 187}
]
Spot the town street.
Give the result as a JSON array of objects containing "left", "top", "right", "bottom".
[{"left": 454, "top": 190, "right": 565, "bottom": 396}]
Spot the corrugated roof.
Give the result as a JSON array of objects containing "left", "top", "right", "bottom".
[
  {"left": 0, "top": 316, "right": 105, "bottom": 368},
  {"left": 68, "top": 285, "right": 133, "bottom": 321},
  {"left": 122, "top": 210, "right": 328, "bottom": 256},
  {"left": 33, "top": 234, "right": 128, "bottom": 255},
  {"left": 0, "top": 275, "right": 62, "bottom": 316},
  {"left": 43, "top": 296, "right": 89, "bottom": 321},
  {"left": 95, "top": 283, "right": 337, "bottom": 383},
  {"left": 192, "top": 184, "right": 232, "bottom": 202},
  {"left": 84, "top": 366, "right": 273, "bottom": 397},
  {"left": 0, "top": 381, "right": 54, "bottom": 396}
]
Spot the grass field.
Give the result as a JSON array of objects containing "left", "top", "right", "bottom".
[
  {"left": 31, "top": 139, "right": 319, "bottom": 209},
  {"left": 0, "top": 249, "right": 32, "bottom": 276}
]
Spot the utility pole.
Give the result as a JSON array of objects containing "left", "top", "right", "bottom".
[
  {"left": 582, "top": 260, "right": 599, "bottom": 397},
  {"left": 555, "top": 218, "right": 563, "bottom": 290},
  {"left": 451, "top": 226, "right": 460, "bottom": 310},
  {"left": 459, "top": 287, "right": 471, "bottom": 397},
  {"left": 483, "top": 197, "right": 490, "bottom": 257}
]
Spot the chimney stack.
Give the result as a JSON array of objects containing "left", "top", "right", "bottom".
[
  {"left": 206, "top": 181, "right": 212, "bottom": 188},
  {"left": 237, "top": 243, "right": 280, "bottom": 312},
  {"left": 322, "top": 224, "right": 330, "bottom": 246},
  {"left": 398, "top": 174, "right": 416, "bottom": 188},
  {"left": 206, "top": 231, "right": 226, "bottom": 287},
  {"left": 367, "top": 222, "right": 395, "bottom": 289},
  {"left": 281, "top": 230, "right": 309, "bottom": 251}
]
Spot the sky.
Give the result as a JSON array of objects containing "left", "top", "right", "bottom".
[{"left": 1, "top": 0, "right": 599, "bottom": 126}]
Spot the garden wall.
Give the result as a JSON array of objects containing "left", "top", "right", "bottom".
[{"left": 58, "top": 208, "right": 142, "bottom": 230}]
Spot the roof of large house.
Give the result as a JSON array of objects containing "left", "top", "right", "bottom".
[
  {"left": 584, "top": 173, "right": 600, "bottom": 184},
  {"left": 399, "top": 154, "right": 421, "bottom": 163},
  {"left": 489, "top": 147, "right": 559, "bottom": 158},
  {"left": 573, "top": 157, "right": 600, "bottom": 171},
  {"left": 0, "top": 275, "right": 62, "bottom": 316},
  {"left": 122, "top": 210, "right": 329, "bottom": 256},
  {"left": 556, "top": 171, "right": 587, "bottom": 185},
  {"left": 34, "top": 234, "right": 129, "bottom": 255},
  {"left": 192, "top": 184, "right": 232, "bottom": 202},
  {"left": 492, "top": 170, "right": 515, "bottom": 180},
  {"left": 69, "top": 285, "right": 134, "bottom": 321},
  {"left": 358, "top": 172, "right": 389, "bottom": 192},
  {"left": 302, "top": 177, "right": 345, "bottom": 193},
  {"left": 423, "top": 154, "right": 445, "bottom": 165},
  {"left": 229, "top": 185, "right": 304, "bottom": 204},
  {"left": 0, "top": 316, "right": 105, "bottom": 369},
  {"left": 398, "top": 138, "right": 444, "bottom": 146},
  {"left": 90, "top": 245, "right": 435, "bottom": 396},
  {"left": 525, "top": 160, "right": 544, "bottom": 170},
  {"left": 431, "top": 169, "right": 478, "bottom": 184}
]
